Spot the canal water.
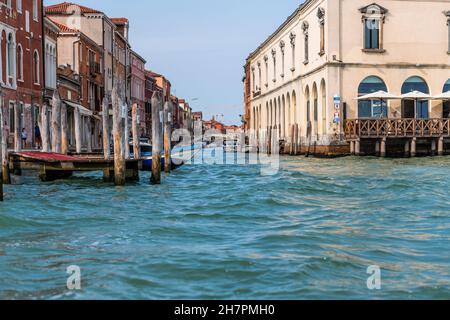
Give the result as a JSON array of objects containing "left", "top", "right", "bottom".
[{"left": 0, "top": 155, "right": 449, "bottom": 299}]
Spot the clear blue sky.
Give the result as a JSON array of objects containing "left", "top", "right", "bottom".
[{"left": 46, "top": 0, "right": 302, "bottom": 124}]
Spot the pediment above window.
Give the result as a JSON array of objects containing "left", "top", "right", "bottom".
[{"left": 359, "top": 3, "right": 388, "bottom": 15}]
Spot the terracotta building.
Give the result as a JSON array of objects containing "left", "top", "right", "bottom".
[
  {"left": 45, "top": 2, "right": 116, "bottom": 97},
  {"left": 49, "top": 18, "right": 104, "bottom": 151},
  {"left": 57, "top": 64, "right": 81, "bottom": 149},
  {"left": 130, "top": 50, "right": 146, "bottom": 135},
  {"left": 112, "top": 18, "right": 130, "bottom": 102},
  {"left": 1, "top": 0, "right": 44, "bottom": 149}
]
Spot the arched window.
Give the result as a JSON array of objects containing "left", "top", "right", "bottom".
[
  {"left": 17, "top": 44, "right": 23, "bottom": 81},
  {"left": 320, "top": 80, "right": 327, "bottom": 134},
  {"left": 7, "top": 33, "right": 15, "bottom": 80},
  {"left": 305, "top": 86, "right": 311, "bottom": 123},
  {"left": 443, "top": 79, "right": 450, "bottom": 118},
  {"left": 358, "top": 76, "right": 388, "bottom": 118},
  {"left": 401, "top": 76, "right": 429, "bottom": 119},
  {"left": 33, "top": 50, "right": 40, "bottom": 84}
]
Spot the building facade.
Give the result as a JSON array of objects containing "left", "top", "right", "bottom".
[
  {"left": 1, "top": 0, "right": 44, "bottom": 149},
  {"left": 245, "top": 0, "right": 450, "bottom": 155},
  {"left": 130, "top": 50, "right": 146, "bottom": 135}
]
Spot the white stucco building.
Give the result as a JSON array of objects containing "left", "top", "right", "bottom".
[{"left": 245, "top": 0, "right": 450, "bottom": 156}]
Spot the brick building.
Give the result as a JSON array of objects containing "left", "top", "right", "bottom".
[
  {"left": 49, "top": 18, "right": 104, "bottom": 150},
  {"left": 1, "top": 0, "right": 44, "bottom": 149},
  {"left": 130, "top": 50, "right": 146, "bottom": 136}
]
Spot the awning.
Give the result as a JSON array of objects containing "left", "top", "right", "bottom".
[
  {"left": 355, "top": 91, "right": 401, "bottom": 100},
  {"left": 433, "top": 91, "right": 450, "bottom": 100},
  {"left": 63, "top": 100, "right": 93, "bottom": 117}
]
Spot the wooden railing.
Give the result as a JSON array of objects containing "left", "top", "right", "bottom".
[{"left": 344, "top": 118, "right": 450, "bottom": 139}]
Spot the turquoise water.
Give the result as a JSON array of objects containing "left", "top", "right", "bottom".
[{"left": 0, "top": 156, "right": 449, "bottom": 300}]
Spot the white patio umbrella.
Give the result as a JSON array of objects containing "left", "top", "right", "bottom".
[
  {"left": 400, "top": 91, "right": 432, "bottom": 119},
  {"left": 355, "top": 90, "right": 401, "bottom": 101},
  {"left": 355, "top": 91, "right": 400, "bottom": 118},
  {"left": 433, "top": 91, "right": 450, "bottom": 100}
]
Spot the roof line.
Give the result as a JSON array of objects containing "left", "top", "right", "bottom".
[{"left": 246, "top": 0, "right": 313, "bottom": 61}]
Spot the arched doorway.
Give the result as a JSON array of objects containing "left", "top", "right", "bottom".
[
  {"left": 401, "top": 76, "right": 429, "bottom": 119},
  {"left": 312, "top": 83, "right": 318, "bottom": 135},
  {"left": 358, "top": 76, "right": 388, "bottom": 118},
  {"left": 286, "top": 92, "right": 291, "bottom": 134},
  {"left": 269, "top": 100, "right": 273, "bottom": 127},
  {"left": 320, "top": 79, "right": 327, "bottom": 135},
  {"left": 292, "top": 91, "right": 297, "bottom": 127},
  {"left": 281, "top": 95, "right": 286, "bottom": 138},
  {"left": 443, "top": 79, "right": 450, "bottom": 118},
  {"left": 305, "top": 86, "right": 310, "bottom": 124}
]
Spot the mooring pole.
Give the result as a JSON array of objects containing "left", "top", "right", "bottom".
[
  {"left": 1, "top": 97, "right": 10, "bottom": 185},
  {"left": 151, "top": 92, "right": 162, "bottom": 184},
  {"left": 74, "top": 107, "right": 82, "bottom": 154},
  {"left": 163, "top": 101, "right": 172, "bottom": 174},
  {"left": 51, "top": 92, "right": 61, "bottom": 154},
  {"left": 61, "top": 102, "right": 69, "bottom": 155},
  {"left": 41, "top": 103, "right": 50, "bottom": 153},
  {"left": 124, "top": 103, "right": 130, "bottom": 160},
  {"left": 112, "top": 85, "right": 126, "bottom": 186},
  {"left": 132, "top": 103, "right": 140, "bottom": 160},
  {"left": 102, "top": 97, "right": 111, "bottom": 160},
  {"left": 14, "top": 100, "right": 21, "bottom": 152},
  {"left": 0, "top": 101, "right": 3, "bottom": 201}
]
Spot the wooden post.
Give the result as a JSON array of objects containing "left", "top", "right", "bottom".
[
  {"left": 0, "top": 101, "right": 3, "bottom": 200},
  {"left": 164, "top": 101, "right": 172, "bottom": 173},
  {"left": 102, "top": 97, "right": 111, "bottom": 160},
  {"left": 86, "top": 119, "right": 92, "bottom": 153},
  {"left": 380, "top": 138, "right": 386, "bottom": 157},
  {"left": 74, "top": 106, "right": 82, "bottom": 154},
  {"left": 112, "top": 85, "right": 126, "bottom": 185},
  {"left": 294, "top": 124, "right": 299, "bottom": 155},
  {"left": 0, "top": 95, "right": 10, "bottom": 185},
  {"left": 350, "top": 141, "right": 355, "bottom": 155},
  {"left": 132, "top": 103, "right": 140, "bottom": 160},
  {"left": 290, "top": 125, "right": 295, "bottom": 155},
  {"left": 355, "top": 139, "right": 361, "bottom": 156},
  {"left": 14, "top": 101, "right": 21, "bottom": 152},
  {"left": 431, "top": 139, "right": 436, "bottom": 156},
  {"left": 124, "top": 103, "right": 130, "bottom": 160},
  {"left": 151, "top": 92, "right": 162, "bottom": 184},
  {"left": 438, "top": 137, "right": 444, "bottom": 156},
  {"left": 61, "top": 102, "right": 69, "bottom": 155},
  {"left": 404, "top": 140, "right": 410, "bottom": 157},
  {"left": 41, "top": 103, "right": 51, "bottom": 153},
  {"left": 411, "top": 138, "right": 417, "bottom": 157},
  {"left": 51, "top": 92, "right": 61, "bottom": 153}
]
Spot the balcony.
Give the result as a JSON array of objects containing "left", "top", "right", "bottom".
[
  {"left": 344, "top": 118, "right": 450, "bottom": 140},
  {"left": 89, "top": 62, "right": 101, "bottom": 76}
]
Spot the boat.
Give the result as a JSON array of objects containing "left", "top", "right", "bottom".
[{"left": 130, "top": 140, "right": 203, "bottom": 171}]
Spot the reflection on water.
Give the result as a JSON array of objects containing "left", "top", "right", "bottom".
[{"left": 0, "top": 156, "right": 449, "bottom": 299}]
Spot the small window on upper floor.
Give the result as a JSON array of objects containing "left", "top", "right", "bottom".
[
  {"left": 446, "top": 11, "right": 450, "bottom": 53},
  {"left": 359, "top": 3, "right": 388, "bottom": 52},
  {"left": 33, "top": 0, "right": 38, "bottom": 21},
  {"left": 16, "top": 0, "right": 22, "bottom": 13}
]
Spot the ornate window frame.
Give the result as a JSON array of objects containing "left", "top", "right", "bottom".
[
  {"left": 302, "top": 21, "right": 309, "bottom": 65},
  {"left": 289, "top": 32, "right": 296, "bottom": 72},
  {"left": 359, "top": 3, "right": 388, "bottom": 53},
  {"left": 263, "top": 55, "right": 269, "bottom": 87},
  {"left": 446, "top": 11, "right": 450, "bottom": 54},
  {"left": 317, "top": 7, "right": 325, "bottom": 56},
  {"left": 279, "top": 40, "right": 285, "bottom": 78},
  {"left": 271, "top": 48, "right": 277, "bottom": 83}
]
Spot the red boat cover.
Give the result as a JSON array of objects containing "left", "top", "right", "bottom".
[{"left": 17, "top": 152, "right": 81, "bottom": 161}]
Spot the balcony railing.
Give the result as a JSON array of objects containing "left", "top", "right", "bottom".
[
  {"left": 89, "top": 62, "right": 101, "bottom": 76},
  {"left": 344, "top": 118, "right": 450, "bottom": 140}
]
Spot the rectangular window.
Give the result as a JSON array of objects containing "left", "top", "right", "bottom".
[
  {"left": 16, "top": 0, "right": 22, "bottom": 12},
  {"left": 9, "top": 103, "right": 14, "bottom": 131},
  {"left": 33, "top": 0, "right": 38, "bottom": 21},
  {"left": 25, "top": 11, "right": 30, "bottom": 32},
  {"left": 364, "top": 19, "right": 380, "bottom": 49}
]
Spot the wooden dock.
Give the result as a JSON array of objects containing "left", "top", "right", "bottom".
[{"left": 9, "top": 152, "right": 141, "bottom": 182}]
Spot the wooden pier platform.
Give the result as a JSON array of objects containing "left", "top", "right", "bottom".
[{"left": 9, "top": 152, "right": 141, "bottom": 182}]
